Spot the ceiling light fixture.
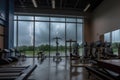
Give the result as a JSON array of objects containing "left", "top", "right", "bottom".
[
  {"left": 83, "top": 3, "right": 91, "bottom": 12},
  {"left": 32, "top": 0, "right": 37, "bottom": 8},
  {"left": 52, "top": 0, "right": 55, "bottom": 9}
]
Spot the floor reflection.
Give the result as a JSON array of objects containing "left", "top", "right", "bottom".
[{"left": 8, "top": 57, "right": 88, "bottom": 80}]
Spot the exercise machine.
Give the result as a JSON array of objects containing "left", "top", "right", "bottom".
[
  {"left": 0, "top": 65, "right": 37, "bottom": 80},
  {"left": 104, "top": 42, "right": 117, "bottom": 59},
  {"left": 53, "top": 37, "right": 62, "bottom": 62},
  {"left": 0, "top": 49, "right": 9, "bottom": 65},
  {"left": 66, "top": 39, "right": 79, "bottom": 60},
  {"left": 9, "top": 48, "right": 19, "bottom": 62},
  {"left": 37, "top": 51, "right": 46, "bottom": 63},
  {"left": 0, "top": 48, "right": 19, "bottom": 65}
]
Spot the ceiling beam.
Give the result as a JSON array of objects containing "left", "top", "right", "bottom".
[
  {"left": 60, "top": 0, "right": 62, "bottom": 8},
  {"left": 46, "top": 0, "right": 50, "bottom": 6},
  {"left": 63, "top": 0, "right": 67, "bottom": 8},
  {"left": 19, "top": 0, "right": 24, "bottom": 5},
  {"left": 19, "top": 0, "right": 25, "bottom": 7},
  {"left": 15, "top": 7, "right": 86, "bottom": 16},
  {"left": 74, "top": 0, "right": 79, "bottom": 8}
]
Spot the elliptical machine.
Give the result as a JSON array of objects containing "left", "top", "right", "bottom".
[{"left": 53, "top": 37, "right": 62, "bottom": 62}]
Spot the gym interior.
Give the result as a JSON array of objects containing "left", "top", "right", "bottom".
[{"left": 0, "top": 0, "right": 120, "bottom": 80}]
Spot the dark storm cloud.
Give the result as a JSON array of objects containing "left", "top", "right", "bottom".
[
  {"left": 17, "top": 20, "right": 83, "bottom": 46},
  {"left": 66, "top": 23, "right": 76, "bottom": 40},
  {"left": 18, "top": 22, "right": 33, "bottom": 46},
  {"left": 35, "top": 22, "right": 49, "bottom": 46}
]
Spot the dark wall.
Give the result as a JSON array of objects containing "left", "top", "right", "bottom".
[
  {"left": 8, "top": 0, "right": 14, "bottom": 48},
  {"left": 92, "top": 0, "right": 120, "bottom": 41},
  {"left": 84, "top": 17, "right": 93, "bottom": 43},
  {"left": 0, "top": 0, "right": 14, "bottom": 49}
]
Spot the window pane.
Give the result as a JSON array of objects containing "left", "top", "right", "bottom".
[
  {"left": 77, "top": 24, "right": 83, "bottom": 43},
  {"left": 66, "top": 18, "right": 76, "bottom": 22},
  {"left": 14, "top": 21, "right": 17, "bottom": 47},
  {"left": 66, "top": 23, "right": 76, "bottom": 56},
  {"left": 18, "top": 21, "right": 34, "bottom": 57},
  {"left": 18, "top": 16, "right": 33, "bottom": 20},
  {"left": 77, "top": 18, "right": 83, "bottom": 23},
  {"left": 50, "top": 17, "right": 65, "bottom": 21},
  {"left": 35, "top": 16, "right": 49, "bottom": 21},
  {"left": 112, "top": 29, "right": 120, "bottom": 56},
  {"left": 14, "top": 16, "right": 17, "bottom": 20},
  {"left": 104, "top": 32, "right": 110, "bottom": 42},
  {"left": 77, "top": 24, "right": 83, "bottom": 56},
  {"left": 35, "top": 22, "right": 49, "bottom": 56},
  {"left": 50, "top": 23, "right": 65, "bottom": 56},
  {"left": 66, "top": 23, "right": 76, "bottom": 40},
  {"left": 112, "top": 30, "right": 120, "bottom": 43}
]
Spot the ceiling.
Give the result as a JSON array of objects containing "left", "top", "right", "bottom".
[{"left": 14, "top": 0, "right": 103, "bottom": 15}]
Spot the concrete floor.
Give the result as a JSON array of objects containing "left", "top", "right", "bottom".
[{"left": 7, "top": 57, "right": 89, "bottom": 80}]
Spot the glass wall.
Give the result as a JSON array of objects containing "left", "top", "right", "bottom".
[
  {"left": 50, "top": 22, "right": 65, "bottom": 56},
  {"left": 112, "top": 29, "right": 120, "bottom": 55},
  {"left": 14, "top": 21, "right": 17, "bottom": 47},
  {"left": 104, "top": 29, "right": 120, "bottom": 55},
  {"left": 35, "top": 22, "right": 49, "bottom": 56},
  {"left": 18, "top": 21, "right": 34, "bottom": 57},
  {"left": 14, "top": 15, "right": 84, "bottom": 57},
  {"left": 77, "top": 24, "right": 83, "bottom": 56},
  {"left": 104, "top": 32, "right": 111, "bottom": 42}
]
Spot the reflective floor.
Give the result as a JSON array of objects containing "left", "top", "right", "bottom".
[{"left": 7, "top": 57, "right": 89, "bottom": 80}]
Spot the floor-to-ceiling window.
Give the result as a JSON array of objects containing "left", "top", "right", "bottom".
[
  {"left": 104, "top": 29, "right": 120, "bottom": 55},
  {"left": 35, "top": 22, "right": 49, "bottom": 56},
  {"left": 18, "top": 21, "right": 34, "bottom": 57},
  {"left": 77, "top": 23, "right": 83, "bottom": 56},
  {"left": 14, "top": 15, "right": 84, "bottom": 57},
  {"left": 112, "top": 29, "right": 120, "bottom": 55},
  {"left": 14, "top": 20, "right": 17, "bottom": 47},
  {"left": 50, "top": 22, "right": 65, "bottom": 57}
]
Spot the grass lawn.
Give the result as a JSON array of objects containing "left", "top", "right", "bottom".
[{"left": 23, "top": 48, "right": 84, "bottom": 57}]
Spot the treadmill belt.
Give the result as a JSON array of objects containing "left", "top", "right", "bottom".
[{"left": 0, "top": 65, "right": 37, "bottom": 80}]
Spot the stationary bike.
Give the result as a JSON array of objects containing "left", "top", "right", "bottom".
[{"left": 53, "top": 37, "right": 62, "bottom": 62}]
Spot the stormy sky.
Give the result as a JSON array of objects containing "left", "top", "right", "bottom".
[{"left": 14, "top": 16, "right": 83, "bottom": 47}]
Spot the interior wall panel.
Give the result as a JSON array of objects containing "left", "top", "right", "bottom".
[
  {"left": 92, "top": 0, "right": 120, "bottom": 41},
  {"left": 0, "top": 25, "right": 4, "bottom": 49}
]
